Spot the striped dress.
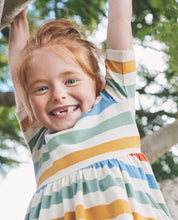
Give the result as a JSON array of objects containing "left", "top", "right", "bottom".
[{"left": 17, "top": 49, "right": 172, "bottom": 220}]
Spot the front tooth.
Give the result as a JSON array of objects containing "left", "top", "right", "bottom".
[
  {"left": 56, "top": 112, "right": 61, "bottom": 115},
  {"left": 68, "top": 107, "right": 74, "bottom": 113}
]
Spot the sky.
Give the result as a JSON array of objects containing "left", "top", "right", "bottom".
[
  {"left": 0, "top": 162, "right": 36, "bottom": 219},
  {"left": 0, "top": 18, "right": 172, "bottom": 220}
]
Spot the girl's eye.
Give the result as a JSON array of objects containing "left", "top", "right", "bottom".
[
  {"left": 38, "top": 86, "right": 48, "bottom": 92},
  {"left": 65, "top": 79, "right": 77, "bottom": 85}
]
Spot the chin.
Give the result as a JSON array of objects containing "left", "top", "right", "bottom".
[
  {"left": 45, "top": 116, "right": 80, "bottom": 132},
  {"left": 53, "top": 123, "right": 76, "bottom": 132}
]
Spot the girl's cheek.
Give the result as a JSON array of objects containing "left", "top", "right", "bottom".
[{"left": 29, "top": 96, "right": 39, "bottom": 111}]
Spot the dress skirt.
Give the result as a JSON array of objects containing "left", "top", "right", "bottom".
[{"left": 25, "top": 152, "right": 172, "bottom": 220}]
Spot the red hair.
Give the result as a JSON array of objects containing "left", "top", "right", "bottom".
[{"left": 17, "top": 19, "right": 104, "bottom": 124}]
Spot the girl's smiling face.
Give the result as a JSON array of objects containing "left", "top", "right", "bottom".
[{"left": 26, "top": 47, "right": 97, "bottom": 131}]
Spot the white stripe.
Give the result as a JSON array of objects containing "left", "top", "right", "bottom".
[
  {"left": 129, "top": 197, "right": 171, "bottom": 219},
  {"left": 106, "top": 49, "right": 135, "bottom": 62},
  {"left": 46, "top": 124, "right": 139, "bottom": 160},
  {"left": 79, "top": 186, "right": 128, "bottom": 208},
  {"left": 107, "top": 213, "right": 135, "bottom": 220},
  {"left": 32, "top": 143, "right": 48, "bottom": 163},
  {"left": 36, "top": 148, "right": 140, "bottom": 189}
]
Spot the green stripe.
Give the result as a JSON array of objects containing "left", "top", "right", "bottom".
[
  {"left": 25, "top": 203, "right": 41, "bottom": 220},
  {"left": 47, "top": 111, "right": 134, "bottom": 153},
  {"left": 25, "top": 175, "right": 125, "bottom": 218},
  {"left": 28, "top": 127, "right": 47, "bottom": 152},
  {"left": 125, "top": 183, "right": 170, "bottom": 217},
  {"left": 106, "top": 78, "right": 136, "bottom": 98},
  {"left": 25, "top": 175, "right": 171, "bottom": 219},
  {"left": 41, "top": 175, "right": 125, "bottom": 209},
  {"left": 34, "top": 152, "right": 50, "bottom": 176}
]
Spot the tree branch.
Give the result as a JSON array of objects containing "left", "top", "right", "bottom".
[
  {"left": 141, "top": 119, "right": 178, "bottom": 164},
  {"left": 0, "top": 0, "right": 5, "bottom": 25},
  {"left": 0, "top": 0, "right": 34, "bottom": 30},
  {"left": 137, "top": 109, "right": 178, "bottom": 119}
]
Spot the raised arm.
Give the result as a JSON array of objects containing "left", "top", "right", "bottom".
[
  {"left": 107, "top": 0, "right": 133, "bottom": 50},
  {"left": 8, "top": 8, "right": 29, "bottom": 110}
]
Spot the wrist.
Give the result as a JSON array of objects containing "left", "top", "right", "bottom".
[{"left": 108, "top": 0, "right": 132, "bottom": 22}]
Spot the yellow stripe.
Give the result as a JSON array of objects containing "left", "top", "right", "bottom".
[
  {"left": 106, "top": 59, "right": 136, "bottom": 74},
  {"left": 132, "top": 212, "right": 156, "bottom": 220},
  {"left": 37, "top": 136, "right": 140, "bottom": 186},
  {"left": 52, "top": 199, "right": 131, "bottom": 220},
  {"left": 52, "top": 199, "right": 156, "bottom": 220}
]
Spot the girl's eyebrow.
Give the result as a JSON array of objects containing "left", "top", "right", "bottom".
[
  {"left": 59, "top": 70, "right": 83, "bottom": 77},
  {"left": 27, "top": 79, "right": 48, "bottom": 89}
]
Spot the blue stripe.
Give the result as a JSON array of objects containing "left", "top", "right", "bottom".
[
  {"left": 37, "top": 135, "right": 46, "bottom": 150},
  {"left": 146, "top": 174, "right": 159, "bottom": 190},
  {"left": 28, "top": 127, "right": 47, "bottom": 152},
  {"left": 79, "top": 89, "right": 116, "bottom": 120},
  {"left": 83, "top": 158, "right": 159, "bottom": 189},
  {"left": 35, "top": 184, "right": 48, "bottom": 195}
]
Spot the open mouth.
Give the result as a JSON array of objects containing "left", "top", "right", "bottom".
[{"left": 50, "top": 105, "right": 79, "bottom": 116}]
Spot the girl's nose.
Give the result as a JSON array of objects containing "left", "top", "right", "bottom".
[{"left": 52, "top": 87, "right": 67, "bottom": 102}]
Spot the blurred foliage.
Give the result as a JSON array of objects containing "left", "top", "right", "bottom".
[
  {"left": 33, "top": 0, "right": 106, "bottom": 31},
  {"left": 0, "top": 107, "right": 26, "bottom": 175},
  {"left": 152, "top": 151, "right": 178, "bottom": 182},
  {"left": 0, "top": 0, "right": 178, "bottom": 180},
  {"left": 0, "top": 34, "right": 8, "bottom": 80}
]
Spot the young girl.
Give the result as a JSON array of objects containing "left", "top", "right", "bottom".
[{"left": 9, "top": 1, "right": 172, "bottom": 219}]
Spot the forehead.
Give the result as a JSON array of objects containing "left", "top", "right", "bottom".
[
  {"left": 28, "top": 50, "right": 76, "bottom": 75},
  {"left": 27, "top": 46, "right": 79, "bottom": 72},
  {"left": 25, "top": 46, "right": 93, "bottom": 81},
  {"left": 29, "top": 46, "right": 70, "bottom": 63},
  {"left": 31, "top": 45, "right": 90, "bottom": 71}
]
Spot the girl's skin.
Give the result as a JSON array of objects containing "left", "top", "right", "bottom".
[
  {"left": 26, "top": 47, "right": 97, "bottom": 131},
  {"left": 9, "top": 0, "right": 133, "bottom": 131},
  {"left": 9, "top": 7, "right": 29, "bottom": 110}
]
